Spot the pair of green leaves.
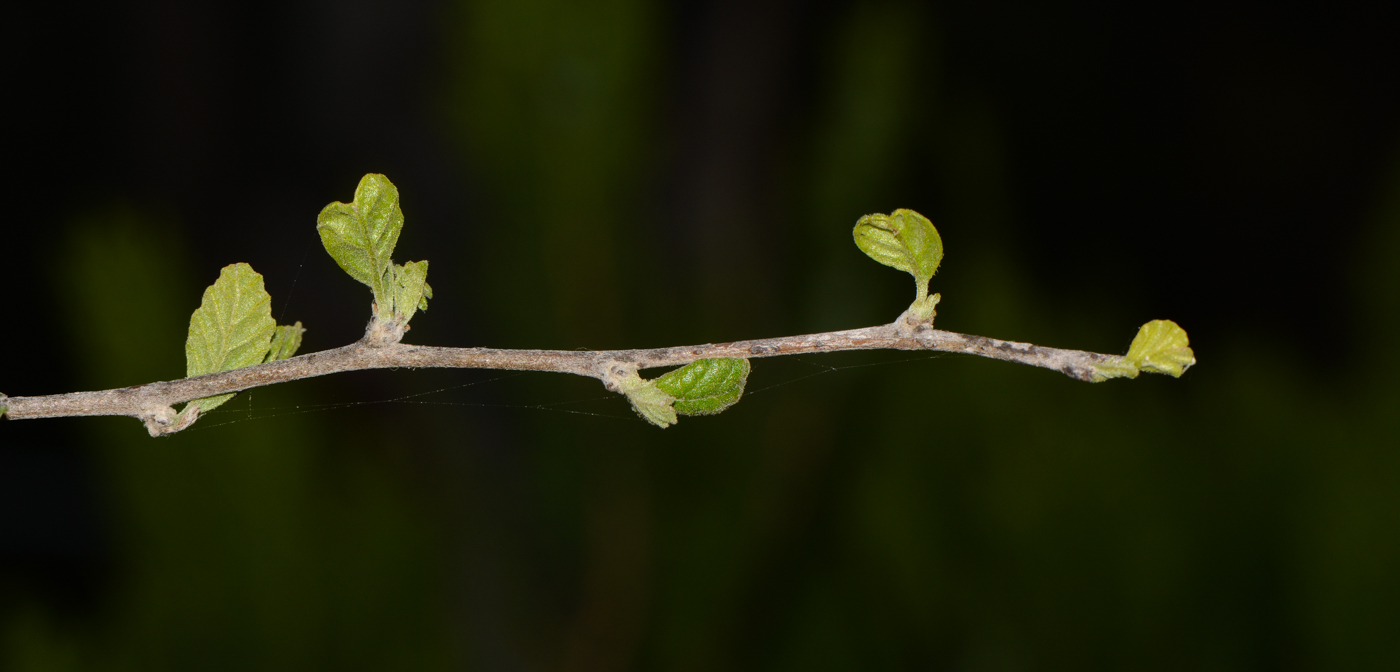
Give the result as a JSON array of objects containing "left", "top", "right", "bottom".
[
  {"left": 853, "top": 210, "right": 1196, "bottom": 383},
  {"left": 177, "top": 173, "right": 425, "bottom": 423},
  {"left": 317, "top": 174, "right": 432, "bottom": 326},
  {"left": 1091, "top": 320, "right": 1196, "bottom": 382},
  {"left": 854, "top": 209, "right": 944, "bottom": 319},
  {"left": 183, "top": 263, "right": 305, "bottom": 415},
  {"left": 622, "top": 358, "right": 752, "bottom": 428}
]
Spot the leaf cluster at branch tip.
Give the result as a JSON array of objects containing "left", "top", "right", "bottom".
[
  {"left": 317, "top": 174, "right": 432, "bottom": 327},
  {"left": 182, "top": 263, "right": 305, "bottom": 417},
  {"left": 1092, "top": 320, "right": 1196, "bottom": 382},
  {"left": 854, "top": 209, "right": 944, "bottom": 318},
  {"left": 622, "top": 358, "right": 752, "bottom": 428}
]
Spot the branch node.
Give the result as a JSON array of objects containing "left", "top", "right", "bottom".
[
  {"left": 894, "top": 307, "right": 936, "bottom": 340},
  {"left": 140, "top": 405, "right": 179, "bottom": 437},
  {"left": 597, "top": 360, "right": 639, "bottom": 393},
  {"left": 364, "top": 316, "right": 407, "bottom": 347}
]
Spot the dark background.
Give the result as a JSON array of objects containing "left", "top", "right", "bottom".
[{"left": 4, "top": 0, "right": 1400, "bottom": 669}]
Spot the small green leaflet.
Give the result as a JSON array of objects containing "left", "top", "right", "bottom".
[
  {"left": 182, "top": 264, "right": 306, "bottom": 416},
  {"left": 618, "top": 374, "right": 678, "bottom": 428},
  {"left": 265, "top": 322, "right": 306, "bottom": 362},
  {"left": 654, "top": 358, "right": 750, "bottom": 416},
  {"left": 1125, "top": 320, "right": 1195, "bottom": 376},
  {"left": 187, "top": 264, "right": 276, "bottom": 377},
  {"left": 317, "top": 174, "right": 430, "bottom": 325},
  {"left": 1092, "top": 319, "right": 1196, "bottom": 382},
  {"left": 185, "top": 264, "right": 276, "bottom": 413},
  {"left": 388, "top": 260, "right": 431, "bottom": 323},
  {"left": 1, "top": 393, "right": 8, "bottom": 419},
  {"left": 317, "top": 173, "right": 403, "bottom": 292},
  {"left": 618, "top": 358, "right": 752, "bottom": 428},
  {"left": 854, "top": 209, "right": 944, "bottom": 315}
]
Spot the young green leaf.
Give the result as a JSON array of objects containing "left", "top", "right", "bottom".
[
  {"left": 1092, "top": 319, "right": 1196, "bottom": 382},
  {"left": 265, "top": 321, "right": 306, "bottom": 362},
  {"left": 618, "top": 375, "right": 678, "bottom": 428},
  {"left": 654, "top": 358, "right": 751, "bottom": 416},
  {"left": 185, "top": 263, "right": 277, "bottom": 413},
  {"left": 1, "top": 393, "right": 8, "bottom": 419},
  {"left": 388, "top": 261, "right": 430, "bottom": 323},
  {"left": 316, "top": 173, "right": 404, "bottom": 299},
  {"left": 1124, "top": 319, "right": 1195, "bottom": 377},
  {"left": 853, "top": 209, "right": 944, "bottom": 309},
  {"left": 419, "top": 280, "right": 433, "bottom": 311}
]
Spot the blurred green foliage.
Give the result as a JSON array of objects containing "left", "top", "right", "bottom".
[
  {"left": 6, "top": 0, "right": 1400, "bottom": 670},
  {"left": 4, "top": 213, "right": 450, "bottom": 670},
  {"left": 444, "top": 0, "right": 659, "bottom": 347}
]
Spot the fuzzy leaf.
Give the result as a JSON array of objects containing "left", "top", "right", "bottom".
[
  {"left": 1125, "top": 319, "right": 1195, "bottom": 377},
  {"left": 187, "top": 264, "right": 276, "bottom": 376},
  {"left": 619, "top": 376, "right": 677, "bottom": 428},
  {"left": 419, "top": 281, "right": 433, "bottom": 311},
  {"left": 388, "top": 261, "right": 430, "bottom": 323},
  {"left": 853, "top": 209, "right": 943, "bottom": 292},
  {"left": 316, "top": 173, "right": 404, "bottom": 294},
  {"left": 185, "top": 263, "right": 276, "bottom": 413},
  {"left": 654, "top": 358, "right": 751, "bottom": 416},
  {"left": 1092, "top": 319, "right": 1195, "bottom": 382},
  {"left": 265, "top": 321, "right": 305, "bottom": 362}
]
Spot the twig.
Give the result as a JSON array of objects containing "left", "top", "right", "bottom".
[{"left": 2, "top": 311, "right": 1124, "bottom": 436}]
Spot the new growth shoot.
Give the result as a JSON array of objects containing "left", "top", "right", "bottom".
[{"left": 1, "top": 174, "right": 1195, "bottom": 435}]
